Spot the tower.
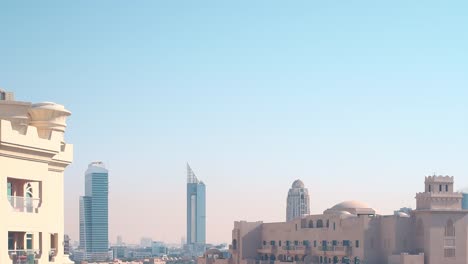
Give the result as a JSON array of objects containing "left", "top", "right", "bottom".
[
  {"left": 415, "top": 175, "right": 463, "bottom": 210},
  {"left": 186, "top": 163, "right": 206, "bottom": 255},
  {"left": 286, "top": 180, "right": 310, "bottom": 221},
  {"left": 79, "top": 162, "right": 109, "bottom": 262}
]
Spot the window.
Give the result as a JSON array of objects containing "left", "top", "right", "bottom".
[
  {"left": 440, "top": 185, "right": 442, "bottom": 192},
  {"left": 263, "top": 241, "right": 266, "bottom": 246},
  {"left": 8, "top": 233, "right": 14, "bottom": 250},
  {"left": 429, "top": 185, "right": 432, "bottom": 192},
  {"left": 343, "top": 240, "right": 350, "bottom": 246},
  {"left": 26, "top": 234, "right": 33, "bottom": 250},
  {"left": 308, "top": 220, "right": 314, "bottom": 228},
  {"left": 294, "top": 240, "right": 298, "bottom": 246},
  {"left": 316, "top": 219, "right": 324, "bottom": 228},
  {"left": 279, "top": 241, "right": 282, "bottom": 247},
  {"left": 7, "top": 182, "right": 12, "bottom": 196},
  {"left": 270, "top": 241, "right": 275, "bottom": 246},
  {"left": 416, "top": 219, "right": 424, "bottom": 236},
  {"left": 314, "top": 240, "right": 317, "bottom": 247},
  {"left": 333, "top": 222, "right": 336, "bottom": 230},
  {"left": 232, "top": 239, "right": 237, "bottom": 250},
  {"left": 332, "top": 240, "right": 337, "bottom": 246},
  {"left": 445, "top": 219, "right": 455, "bottom": 237},
  {"left": 326, "top": 219, "right": 329, "bottom": 228},
  {"left": 355, "top": 240, "right": 359, "bottom": 248},
  {"left": 446, "top": 185, "right": 449, "bottom": 192},
  {"left": 445, "top": 248, "right": 456, "bottom": 258},
  {"left": 303, "top": 240, "right": 309, "bottom": 246}
]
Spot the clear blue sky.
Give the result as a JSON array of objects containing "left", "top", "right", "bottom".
[{"left": 1, "top": 1, "right": 467, "bottom": 244}]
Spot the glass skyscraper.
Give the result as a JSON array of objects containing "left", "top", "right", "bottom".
[
  {"left": 79, "top": 162, "right": 109, "bottom": 262},
  {"left": 186, "top": 164, "right": 206, "bottom": 255}
]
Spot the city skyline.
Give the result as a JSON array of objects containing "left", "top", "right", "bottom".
[{"left": 1, "top": 0, "right": 468, "bottom": 245}]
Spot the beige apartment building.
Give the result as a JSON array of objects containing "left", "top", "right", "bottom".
[
  {"left": 0, "top": 90, "right": 74, "bottom": 264},
  {"left": 228, "top": 176, "right": 468, "bottom": 264}
]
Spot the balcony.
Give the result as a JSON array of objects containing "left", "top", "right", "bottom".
[
  {"left": 312, "top": 246, "right": 352, "bottom": 257},
  {"left": 279, "top": 246, "right": 308, "bottom": 255},
  {"left": 8, "top": 196, "right": 41, "bottom": 213},
  {"left": 257, "top": 245, "right": 278, "bottom": 254},
  {"left": 8, "top": 250, "right": 39, "bottom": 264}
]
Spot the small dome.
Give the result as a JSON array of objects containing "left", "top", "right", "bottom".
[
  {"left": 331, "top": 200, "right": 371, "bottom": 210},
  {"left": 292, "top": 179, "right": 305, "bottom": 188},
  {"left": 396, "top": 212, "right": 410, "bottom": 218}
]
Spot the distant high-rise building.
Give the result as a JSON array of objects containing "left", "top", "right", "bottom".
[
  {"left": 286, "top": 179, "right": 310, "bottom": 221},
  {"left": 151, "top": 241, "right": 167, "bottom": 257},
  {"left": 64, "top": 235, "right": 71, "bottom": 255},
  {"left": 186, "top": 163, "right": 206, "bottom": 255},
  {"left": 79, "top": 162, "right": 109, "bottom": 262},
  {"left": 462, "top": 188, "right": 468, "bottom": 210},
  {"left": 116, "top": 235, "right": 123, "bottom": 246},
  {"left": 140, "top": 237, "right": 153, "bottom": 248}
]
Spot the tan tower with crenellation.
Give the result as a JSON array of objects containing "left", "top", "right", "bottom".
[{"left": 416, "top": 175, "right": 463, "bottom": 211}]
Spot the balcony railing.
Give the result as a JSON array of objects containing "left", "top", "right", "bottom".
[
  {"left": 49, "top": 248, "right": 57, "bottom": 261},
  {"left": 313, "top": 246, "right": 352, "bottom": 256},
  {"left": 8, "top": 196, "right": 40, "bottom": 213},
  {"left": 257, "top": 245, "right": 278, "bottom": 254},
  {"left": 8, "top": 250, "right": 39, "bottom": 264}
]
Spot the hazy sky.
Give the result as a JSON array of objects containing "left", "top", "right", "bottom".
[{"left": 1, "top": 1, "right": 467, "bottom": 245}]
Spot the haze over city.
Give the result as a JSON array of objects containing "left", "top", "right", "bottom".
[{"left": 1, "top": 0, "right": 468, "bottom": 246}]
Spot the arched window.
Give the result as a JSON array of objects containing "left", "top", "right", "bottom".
[
  {"left": 326, "top": 219, "right": 329, "bottom": 228},
  {"left": 416, "top": 219, "right": 424, "bottom": 236},
  {"left": 308, "top": 220, "right": 314, "bottom": 228},
  {"left": 316, "top": 219, "right": 323, "bottom": 228},
  {"left": 445, "top": 219, "right": 455, "bottom": 237}
]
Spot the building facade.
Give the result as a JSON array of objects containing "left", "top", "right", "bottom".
[
  {"left": 79, "top": 162, "right": 109, "bottom": 262},
  {"left": 229, "top": 176, "right": 468, "bottom": 264},
  {"left": 187, "top": 163, "right": 206, "bottom": 255},
  {"left": 0, "top": 91, "right": 74, "bottom": 264},
  {"left": 286, "top": 180, "right": 310, "bottom": 222}
]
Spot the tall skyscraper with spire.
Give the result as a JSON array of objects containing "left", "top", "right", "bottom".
[
  {"left": 186, "top": 163, "right": 206, "bottom": 256},
  {"left": 286, "top": 179, "right": 310, "bottom": 221}
]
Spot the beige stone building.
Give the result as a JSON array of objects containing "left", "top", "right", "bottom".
[
  {"left": 0, "top": 91, "right": 74, "bottom": 264},
  {"left": 228, "top": 176, "right": 468, "bottom": 264}
]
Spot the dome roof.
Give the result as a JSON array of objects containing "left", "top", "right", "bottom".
[
  {"left": 331, "top": 200, "right": 371, "bottom": 210},
  {"left": 324, "top": 200, "right": 376, "bottom": 216},
  {"left": 292, "top": 179, "right": 305, "bottom": 188},
  {"left": 396, "top": 212, "right": 410, "bottom": 218}
]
